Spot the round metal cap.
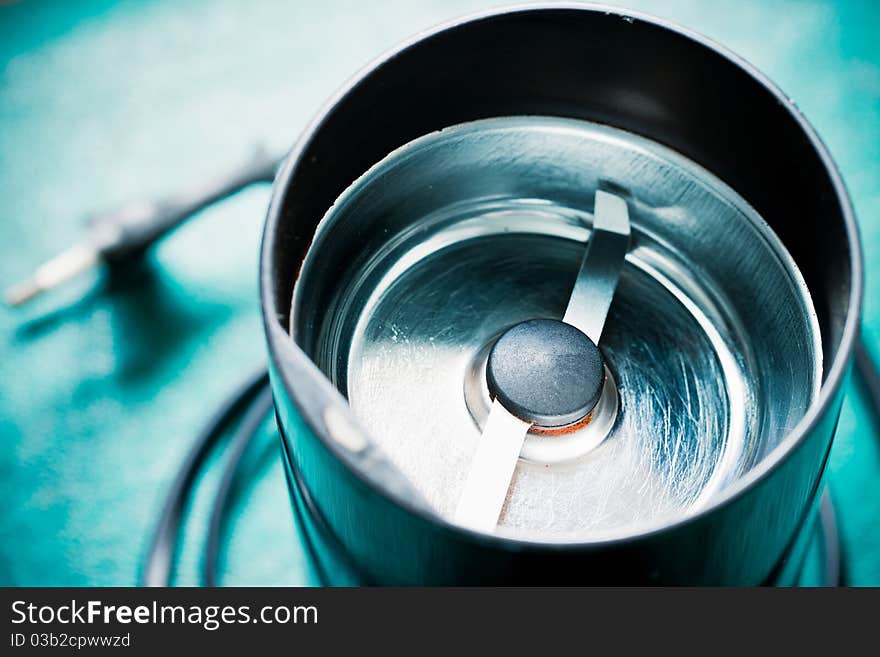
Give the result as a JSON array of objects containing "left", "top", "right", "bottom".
[{"left": 487, "top": 319, "right": 604, "bottom": 427}]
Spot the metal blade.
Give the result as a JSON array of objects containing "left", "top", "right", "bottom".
[
  {"left": 453, "top": 399, "right": 531, "bottom": 533},
  {"left": 455, "top": 190, "right": 631, "bottom": 533},
  {"left": 562, "top": 190, "right": 631, "bottom": 343}
]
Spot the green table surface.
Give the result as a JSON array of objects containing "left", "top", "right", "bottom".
[{"left": 1, "top": 0, "right": 878, "bottom": 586}]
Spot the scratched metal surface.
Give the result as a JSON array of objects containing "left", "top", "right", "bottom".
[
  {"left": 310, "top": 117, "right": 820, "bottom": 539},
  {"left": 0, "top": 0, "right": 878, "bottom": 585}
]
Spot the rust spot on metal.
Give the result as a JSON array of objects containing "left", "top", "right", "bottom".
[{"left": 529, "top": 409, "right": 595, "bottom": 436}]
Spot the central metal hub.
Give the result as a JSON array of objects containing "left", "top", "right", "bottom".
[{"left": 486, "top": 318, "right": 605, "bottom": 428}]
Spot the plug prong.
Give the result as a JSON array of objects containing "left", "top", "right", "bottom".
[{"left": 4, "top": 244, "right": 99, "bottom": 307}]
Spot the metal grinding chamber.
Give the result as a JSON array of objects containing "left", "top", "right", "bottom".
[
  {"left": 262, "top": 6, "right": 862, "bottom": 584},
  {"left": 296, "top": 115, "right": 823, "bottom": 541}
]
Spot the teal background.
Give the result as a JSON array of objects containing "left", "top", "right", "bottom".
[{"left": 0, "top": 0, "right": 878, "bottom": 586}]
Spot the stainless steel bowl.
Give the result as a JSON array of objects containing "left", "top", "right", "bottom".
[
  {"left": 261, "top": 5, "right": 861, "bottom": 584},
  {"left": 294, "top": 116, "right": 822, "bottom": 541}
]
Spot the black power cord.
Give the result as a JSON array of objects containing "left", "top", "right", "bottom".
[
  {"left": 856, "top": 332, "right": 880, "bottom": 428},
  {"left": 202, "top": 387, "right": 274, "bottom": 586},
  {"left": 141, "top": 369, "right": 269, "bottom": 587},
  {"left": 5, "top": 151, "right": 278, "bottom": 307},
  {"left": 818, "top": 489, "right": 842, "bottom": 587}
]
